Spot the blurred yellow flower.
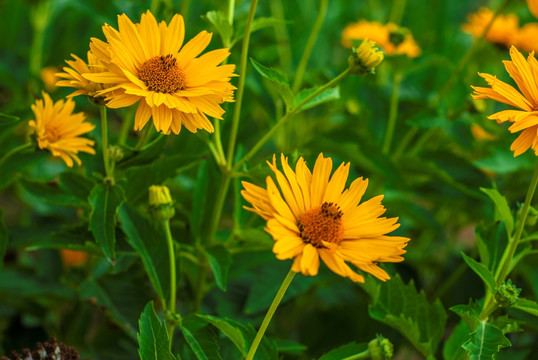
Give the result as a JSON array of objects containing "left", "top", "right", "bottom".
[
  {"left": 241, "top": 153, "right": 409, "bottom": 283},
  {"left": 40, "top": 66, "right": 58, "bottom": 92},
  {"left": 472, "top": 46, "right": 538, "bottom": 156},
  {"left": 471, "top": 124, "right": 497, "bottom": 141},
  {"left": 56, "top": 51, "right": 111, "bottom": 101},
  {"left": 29, "top": 92, "right": 95, "bottom": 167},
  {"left": 342, "top": 20, "right": 421, "bottom": 58},
  {"left": 528, "top": 0, "right": 538, "bottom": 18},
  {"left": 462, "top": 7, "right": 519, "bottom": 47},
  {"left": 514, "top": 23, "right": 538, "bottom": 52},
  {"left": 85, "top": 10, "right": 237, "bottom": 135},
  {"left": 60, "top": 249, "right": 88, "bottom": 267}
]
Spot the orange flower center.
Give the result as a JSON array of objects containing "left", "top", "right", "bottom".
[
  {"left": 138, "top": 54, "right": 185, "bottom": 93},
  {"left": 297, "top": 202, "right": 344, "bottom": 248}
]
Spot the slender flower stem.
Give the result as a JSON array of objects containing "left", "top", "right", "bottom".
[
  {"left": 245, "top": 269, "right": 296, "bottom": 360},
  {"left": 227, "top": 0, "right": 235, "bottom": 24},
  {"left": 233, "top": 67, "right": 351, "bottom": 172},
  {"left": 496, "top": 161, "right": 538, "bottom": 284},
  {"left": 135, "top": 125, "right": 152, "bottom": 151},
  {"left": 270, "top": 0, "right": 292, "bottom": 69},
  {"left": 162, "top": 219, "right": 177, "bottom": 347},
  {"left": 291, "top": 0, "right": 329, "bottom": 93},
  {"left": 208, "top": 174, "right": 231, "bottom": 243},
  {"left": 212, "top": 120, "right": 227, "bottom": 167},
  {"left": 99, "top": 106, "right": 113, "bottom": 181},
  {"left": 342, "top": 350, "right": 371, "bottom": 360},
  {"left": 382, "top": 72, "right": 403, "bottom": 155},
  {"left": 0, "top": 143, "right": 33, "bottom": 168},
  {"left": 226, "top": 0, "right": 259, "bottom": 168}
]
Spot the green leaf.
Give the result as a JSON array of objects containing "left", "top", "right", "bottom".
[
  {"left": 203, "top": 11, "right": 233, "bottom": 46},
  {"left": 480, "top": 188, "right": 514, "bottom": 237},
  {"left": 196, "top": 314, "right": 246, "bottom": 356},
  {"left": 206, "top": 244, "right": 232, "bottom": 291},
  {"left": 475, "top": 221, "right": 508, "bottom": 272},
  {"left": 118, "top": 204, "right": 169, "bottom": 302},
  {"left": 462, "top": 321, "right": 511, "bottom": 360},
  {"left": 368, "top": 273, "right": 447, "bottom": 358},
  {"left": 513, "top": 298, "right": 538, "bottom": 317},
  {"left": 250, "top": 58, "right": 294, "bottom": 109},
  {"left": 58, "top": 171, "right": 96, "bottom": 201},
  {"left": 232, "top": 17, "right": 284, "bottom": 46},
  {"left": 181, "top": 315, "right": 222, "bottom": 360},
  {"left": 137, "top": 301, "right": 175, "bottom": 360},
  {"left": 0, "top": 152, "right": 46, "bottom": 190},
  {"left": 26, "top": 223, "right": 101, "bottom": 254},
  {"left": 491, "top": 315, "right": 523, "bottom": 334},
  {"left": 293, "top": 86, "right": 340, "bottom": 112},
  {"left": 461, "top": 252, "right": 497, "bottom": 294},
  {"left": 443, "top": 320, "right": 472, "bottom": 360},
  {"left": 88, "top": 184, "right": 125, "bottom": 263},
  {"left": 191, "top": 160, "right": 209, "bottom": 239},
  {"left": 0, "top": 112, "right": 21, "bottom": 128},
  {"left": 117, "top": 135, "right": 168, "bottom": 169},
  {"left": 0, "top": 209, "right": 7, "bottom": 270},
  {"left": 318, "top": 342, "right": 368, "bottom": 360},
  {"left": 450, "top": 301, "right": 481, "bottom": 330},
  {"left": 19, "top": 178, "right": 81, "bottom": 207}
]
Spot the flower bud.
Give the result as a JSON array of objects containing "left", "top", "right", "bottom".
[
  {"left": 495, "top": 279, "right": 521, "bottom": 307},
  {"left": 149, "top": 185, "right": 175, "bottom": 221},
  {"left": 368, "top": 335, "right": 393, "bottom": 360},
  {"left": 348, "top": 39, "right": 384, "bottom": 75},
  {"left": 108, "top": 145, "right": 124, "bottom": 162}
]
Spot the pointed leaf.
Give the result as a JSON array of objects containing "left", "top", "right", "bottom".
[
  {"left": 196, "top": 314, "right": 246, "bottom": 356},
  {"left": 137, "top": 301, "right": 175, "bottom": 360},
  {"left": 181, "top": 315, "right": 222, "bottom": 360},
  {"left": 88, "top": 183, "right": 125, "bottom": 262},
  {"left": 204, "top": 11, "right": 233, "bottom": 46},
  {"left": 443, "top": 320, "right": 472, "bottom": 360},
  {"left": 293, "top": 86, "right": 340, "bottom": 112},
  {"left": 206, "top": 244, "right": 232, "bottom": 291},
  {"left": 461, "top": 252, "right": 496, "bottom": 293},
  {"left": 58, "top": 171, "right": 95, "bottom": 202},
  {"left": 250, "top": 57, "right": 294, "bottom": 108},
  {"left": 19, "top": 178, "right": 82, "bottom": 206},
  {"left": 368, "top": 273, "right": 447, "bottom": 358},
  {"left": 450, "top": 301, "right": 481, "bottom": 330},
  {"left": 480, "top": 188, "right": 514, "bottom": 237},
  {"left": 475, "top": 221, "right": 508, "bottom": 272},
  {"left": 462, "top": 321, "right": 511, "bottom": 359},
  {"left": 513, "top": 298, "right": 538, "bottom": 317},
  {"left": 318, "top": 342, "right": 368, "bottom": 360}
]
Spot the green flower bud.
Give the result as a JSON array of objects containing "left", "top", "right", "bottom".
[
  {"left": 368, "top": 335, "right": 393, "bottom": 360},
  {"left": 348, "top": 39, "right": 384, "bottom": 75},
  {"left": 495, "top": 279, "right": 521, "bottom": 307},
  {"left": 149, "top": 185, "right": 175, "bottom": 221},
  {"left": 108, "top": 145, "right": 124, "bottom": 162}
]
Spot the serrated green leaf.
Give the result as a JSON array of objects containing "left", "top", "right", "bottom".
[
  {"left": 480, "top": 188, "right": 514, "bottom": 238},
  {"left": 196, "top": 314, "right": 246, "bottom": 356},
  {"left": 118, "top": 204, "right": 169, "bottom": 302},
  {"left": 450, "top": 301, "right": 481, "bottom": 330},
  {"left": 206, "top": 244, "right": 232, "bottom": 291},
  {"left": 137, "top": 301, "right": 175, "bottom": 360},
  {"left": 318, "top": 341, "right": 368, "bottom": 360},
  {"left": 368, "top": 273, "right": 447, "bottom": 358},
  {"left": 462, "top": 321, "right": 511, "bottom": 360},
  {"left": 204, "top": 11, "right": 233, "bottom": 46},
  {"left": 250, "top": 57, "right": 294, "bottom": 108},
  {"left": 443, "top": 320, "right": 472, "bottom": 360},
  {"left": 513, "top": 298, "right": 538, "bottom": 317},
  {"left": 181, "top": 315, "right": 222, "bottom": 360},
  {"left": 461, "top": 252, "right": 496, "bottom": 293},
  {"left": 293, "top": 86, "right": 340, "bottom": 112},
  {"left": 88, "top": 184, "right": 125, "bottom": 262},
  {"left": 0, "top": 209, "right": 7, "bottom": 270},
  {"left": 491, "top": 315, "right": 523, "bottom": 334},
  {"left": 58, "top": 171, "right": 95, "bottom": 202}
]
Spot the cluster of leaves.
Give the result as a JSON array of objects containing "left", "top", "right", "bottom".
[{"left": 1, "top": 0, "right": 538, "bottom": 359}]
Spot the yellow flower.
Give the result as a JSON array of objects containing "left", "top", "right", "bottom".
[
  {"left": 341, "top": 20, "right": 421, "bottom": 58},
  {"left": 472, "top": 46, "right": 538, "bottom": 156},
  {"left": 40, "top": 66, "right": 58, "bottom": 92},
  {"left": 56, "top": 51, "right": 111, "bottom": 101},
  {"left": 462, "top": 7, "right": 519, "bottom": 47},
  {"left": 471, "top": 124, "right": 497, "bottom": 141},
  {"left": 514, "top": 23, "right": 538, "bottom": 52},
  {"left": 528, "top": 0, "right": 538, "bottom": 18},
  {"left": 241, "top": 154, "right": 409, "bottom": 283},
  {"left": 29, "top": 92, "right": 95, "bottom": 167},
  {"left": 349, "top": 39, "right": 384, "bottom": 75},
  {"left": 84, "top": 11, "right": 237, "bottom": 135},
  {"left": 149, "top": 185, "right": 172, "bottom": 206}
]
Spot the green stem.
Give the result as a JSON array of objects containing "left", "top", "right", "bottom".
[
  {"left": 0, "top": 143, "right": 33, "bottom": 168},
  {"left": 495, "top": 161, "right": 538, "bottom": 285},
  {"left": 163, "top": 220, "right": 177, "bottom": 347},
  {"left": 208, "top": 174, "right": 232, "bottom": 243},
  {"left": 233, "top": 67, "right": 351, "bottom": 172},
  {"left": 99, "top": 106, "right": 113, "bottom": 181},
  {"left": 135, "top": 124, "right": 152, "bottom": 151},
  {"left": 245, "top": 269, "right": 296, "bottom": 360},
  {"left": 227, "top": 0, "right": 235, "bottom": 24},
  {"left": 388, "top": 0, "right": 407, "bottom": 25},
  {"left": 291, "top": 0, "right": 329, "bottom": 93},
  {"left": 212, "top": 120, "right": 227, "bottom": 168},
  {"left": 270, "top": 0, "right": 292, "bottom": 69},
  {"left": 342, "top": 350, "right": 371, "bottom": 360},
  {"left": 118, "top": 107, "right": 135, "bottom": 146},
  {"left": 150, "top": 0, "right": 162, "bottom": 14},
  {"left": 382, "top": 72, "right": 402, "bottom": 155},
  {"left": 226, "top": 0, "right": 259, "bottom": 168}
]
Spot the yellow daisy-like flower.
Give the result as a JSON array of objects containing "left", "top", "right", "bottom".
[
  {"left": 349, "top": 39, "right": 384, "bottom": 75},
  {"left": 528, "top": 0, "right": 538, "bottom": 18},
  {"left": 462, "top": 7, "right": 519, "bottom": 48},
  {"left": 241, "top": 153, "right": 409, "bottom": 283},
  {"left": 514, "top": 23, "right": 538, "bottom": 53},
  {"left": 472, "top": 46, "right": 538, "bottom": 156},
  {"left": 29, "top": 92, "right": 95, "bottom": 167},
  {"left": 56, "top": 51, "right": 111, "bottom": 101},
  {"left": 341, "top": 20, "right": 421, "bottom": 58},
  {"left": 84, "top": 10, "right": 236, "bottom": 135}
]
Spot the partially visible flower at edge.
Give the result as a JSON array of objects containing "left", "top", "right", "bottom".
[
  {"left": 29, "top": 92, "right": 95, "bottom": 167},
  {"left": 342, "top": 20, "right": 421, "bottom": 58},
  {"left": 472, "top": 46, "right": 538, "bottom": 156},
  {"left": 528, "top": 0, "right": 538, "bottom": 18},
  {"left": 84, "top": 10, "right": 237, "bottom": 135},
  {"left": 241, "top": 153, "right": 409, "bottom": 283},
  {"left": 56, "top": 51, "right": 111, "bottom": 103}
]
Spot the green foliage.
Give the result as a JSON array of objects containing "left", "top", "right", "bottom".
[
  {"left": 203, "top": 11, "right": 233, "bottom": 47},
  {"left": 462, "top": 320, "right": 511, "bottom": 360},
  {"left": 181, "top": 315, "right": 223, "bottom": 360},
  {"left": 461, "top": 251, "right": 497, "bottom": 294},
  {"left": 318, "top": 342, "right": 368, "bottom": 360},
  {"left": 513, "top": 298, "right": 538, "bottom": 317},
  {"left": 293, "top": 86, "right": 341, "bottom": 112},
  {"left": 250, "top": 57, "right": 294, "bottom": 108},
  {"left": 368, "top": 274, "right": 447, "bottom": 358},
  {"left": 88, "top": 183, "right": 125, "bottom": 262},
  {"left": 205, "top": 244, "right": 232, "bottom": 291},
  {"left": 480, "top": 188, "right": 514, "bottom": 238},
  {"left": 0, "top": 209, "right": 7, "bottom": 270},
  {"left": 137, "top": 301, "right": 175, "bottom": 360},
  {"left": 443, "top": 321, "right": 472, "bottom": 360}
]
